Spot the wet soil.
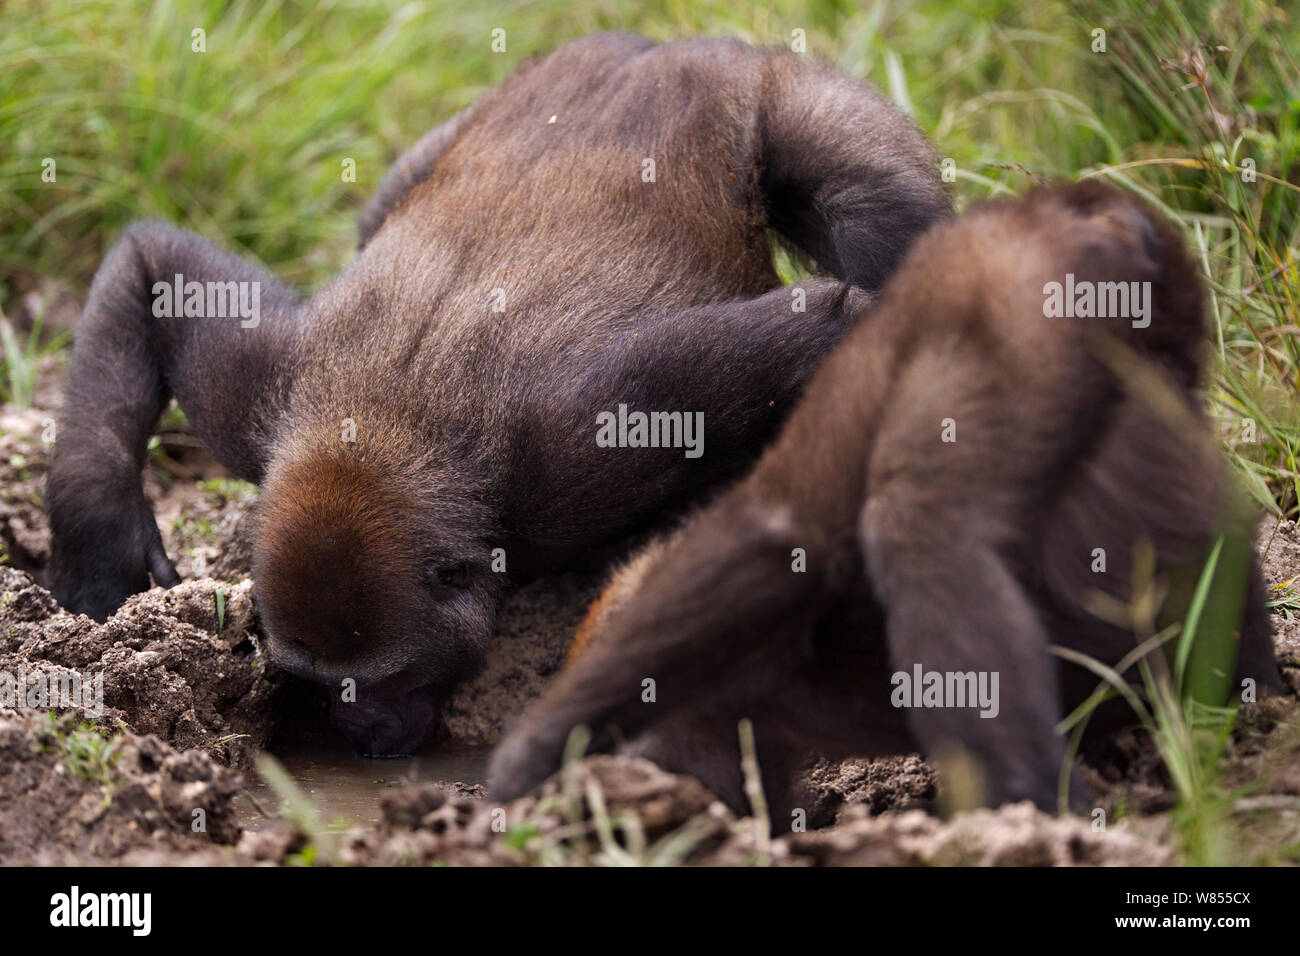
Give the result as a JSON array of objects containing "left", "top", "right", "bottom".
[
  {"left": 236, "top": 741, "right": 489, "bottom": 833},
  {"left": 1, "top": 356, "right": 1297, "bottom": 866}
]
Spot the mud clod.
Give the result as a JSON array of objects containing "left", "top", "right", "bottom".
[
  {"left": 786, "top": 801, "right": 1171, "bottom": 866},
  {"left": 0, "top": 569, "right": 279, "bottom": 768},
  {"left": 0, "top": 709, "right": 242, "bottom": 864}
]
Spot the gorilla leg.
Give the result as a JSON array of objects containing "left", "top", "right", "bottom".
[
  {"left": 488, "top": 494, "right": 819, "bottom": 801},
  {"left": 755, "top": 47, "right": 950, "bottom": 291}
]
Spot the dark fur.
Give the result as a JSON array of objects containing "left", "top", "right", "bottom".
[
  {"left": 488, "top": 182, "right": 1283, "bottom": 816},
  {"left": 45, "top": 34, "right": 948, "bottom": 755}
]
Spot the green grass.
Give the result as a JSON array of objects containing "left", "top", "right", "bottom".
[
  {"left": 195, "top": 477, "right": 259, "bottom": 501},
  {"left": 61, "top": 721, "right": 120, "bottom": 785},
  {"left": 1065, "top": 1, "right": 1300, "bottom": 521},
  {"left": 1054, "top": 514, "right": 1271, "bottom": 865},
  {"left": 500, "top": 726, "right": 734, "bottom": 866},
  {"left": 42, "top": 715, "right": 122, "bottom": 808},
  {"left": 1, "top": 0, "right": 1298, "bottom": 862},
  {"left": 0, "top": 305, "right": 66, "bottom": 406}
]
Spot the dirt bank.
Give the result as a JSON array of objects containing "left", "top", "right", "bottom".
[{"left": 0, "top": 365, "right": 1297, "bottom": 866}]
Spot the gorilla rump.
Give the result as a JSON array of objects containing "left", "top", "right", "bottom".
[
  {"left": 45, "top": 34, "right": 948, "bottom": 755},
  {"left": 488, "top": 182, "right": 1282, "bottom": 816}
]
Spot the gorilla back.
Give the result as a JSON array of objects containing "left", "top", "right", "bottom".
[{"left": 46, "top": 33, "right": 948, "bottom": 755}]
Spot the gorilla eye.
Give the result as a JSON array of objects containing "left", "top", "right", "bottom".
[{"left": 430, "top": 561, "right": 471, "bottom": 590}]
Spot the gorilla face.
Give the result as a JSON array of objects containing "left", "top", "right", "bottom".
[{"left": 254, "top": 449, "right": 501, "bottom": 755}]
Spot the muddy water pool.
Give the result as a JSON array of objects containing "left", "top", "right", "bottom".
[{"left": 238, "top": 740, "right": 490, "bottom": 831}]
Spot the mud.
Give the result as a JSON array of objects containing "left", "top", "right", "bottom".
[
  {"left": 237, "top": 741, "right": 489, "bottom": 833},
  {"left": 1258, "top": 519, "right": 1300, "bottom": 687},
  {"left": 0, "top": 708, "right": 243, "bottom": 865},
  {"left": 0, "top": 360, "right": 1297, "bottom": 866}
]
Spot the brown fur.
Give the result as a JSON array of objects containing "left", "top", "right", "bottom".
[
  {"left": 568, "top": 587, "right": 616, "bottom": 667},
  {"left": 566, "top": 539, "right": 667, "bottom": 665},
  {"left": 46, "top": 33, "right": 948, "bottom": 755},
  {"left": 256, "top": 454, "right": 420, "bottom": 662},
  {"left": 489, "top": 181, "right": 1283, "bottom": 817}
]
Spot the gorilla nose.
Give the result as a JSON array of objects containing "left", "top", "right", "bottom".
[
  {"left": 338, "top": 713, "right": 415, "bottom": 757},
  {"left": 331, "top": 686, "right": 437, "bottom": 757}
]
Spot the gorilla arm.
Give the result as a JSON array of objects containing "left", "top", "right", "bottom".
[{"left": 47, "top": 223, "right": 302, "bottom": 620}]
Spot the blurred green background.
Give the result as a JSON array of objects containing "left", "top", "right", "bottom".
[{"left": 2, "top": 0, "right": 1298, "bottom": 512}]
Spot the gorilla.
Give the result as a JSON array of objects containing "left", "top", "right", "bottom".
[
  {"left": 489, "top": 182, "right": 1282, "bottom": 816},
  {"left": 46, "top": 33, "right": 948, "bottom": 755}
]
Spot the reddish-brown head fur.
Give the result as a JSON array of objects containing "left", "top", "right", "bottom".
[
  {"left": 254, "top": 451, "right": 423, "bottom": 665},
  {"left": 250, "top": 436, "right": 502, "bottom": 755}
]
